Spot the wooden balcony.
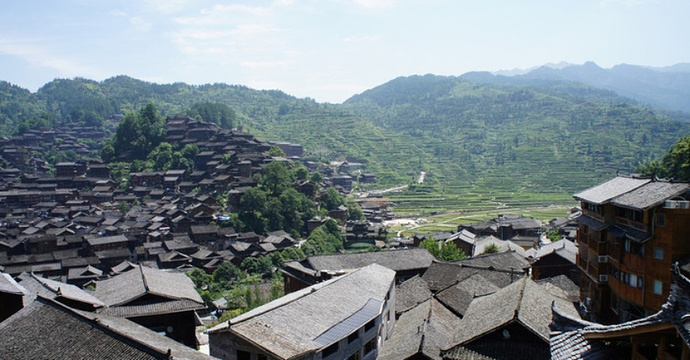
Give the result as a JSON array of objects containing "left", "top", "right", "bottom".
[{"left": 609, "top": 275, "right": 643, "bottom": 306}]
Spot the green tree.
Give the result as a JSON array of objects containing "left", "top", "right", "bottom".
[
  {"left": 302, "top": 219, "right": 344, "bottom": 256},
  {"left": 260, "top": 161, "right": 294, "bottom": 196},
  {"left": 187, "top": 102, "right": 236, "bottom": 128},
  {"left": 240, "top": 256, "right": 273, "bottom": 275},
  {"left": 321, "top": 187, "right": 345, "bottom": 211},
  {"left": 213, "top": 261, "right": 243, "bottom": 285},
  {"left": 148, "top": 142, "right": 174, "bottom": 170},
  {"left": 483, "top": 243, "right": 500, "bottom": 254},
  {"left": 187, "top": 268, "right": 213, "bottom": 289},
  {"left": 420, "top": 237, "right": 466, "bottom": 261},
  {"left": 346, "top": 201, "right": 363, "bottom": 221},
  {"left": 110, "top": 103, "right": 165, "bottom": 161},
  {"left": 310, "top": 172, "right": 324, "bottom": 183},
  {"left": 662, "top": 135, "right": 690, "bottom": 181},
  {"left": 268, "top": 146, "right": 286, "bottom": 157}
]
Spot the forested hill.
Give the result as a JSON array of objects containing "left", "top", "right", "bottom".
[
  {"left": 343, "top": 74, "right": 690, "bottom": 195},
  {"left": 469, "top": 62, "right": 690, "bottom": 114},
  {"left": 2, "top": 74, "right": 689, "bottom": 203}
]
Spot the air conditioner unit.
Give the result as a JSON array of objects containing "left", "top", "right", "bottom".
[
  {"left": 598, "top": 255, "right": 608, "bottom": 263},
  {"left": 598, "top": 274, "right": 608, "bottom": 282}
]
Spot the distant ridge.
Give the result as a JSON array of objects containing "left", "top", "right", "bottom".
[{"left": 487, "top": 62, "right": 690, "bottom": 113}]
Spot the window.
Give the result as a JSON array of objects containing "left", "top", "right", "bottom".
[
  {"left": 364, "top": 339, "right": 376, "bottom": 355},
  {"left": 322, "top": 343, "right": 339, "bottom": 359},
  {"left": 237, "top": 350, "right": 250, "bottom": 360},
  {"left": 348, "top": 352, "right": 361, "bottom": 360},
  {"left": 653, "top": 280, "right": 663, "bottom": 295},
  {"left": 364, "top": 319, "right": 376, "bottom": 332},
  {"left": 348, "top": 331, "right": 359, "bottom": 344},
  {"left": 656, "top": 213, "right": 666, "bottom": 227},
  {"left": 653, "top": 247, "right": 664, "bottom": 260}
]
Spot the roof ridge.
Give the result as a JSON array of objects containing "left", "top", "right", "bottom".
[
  {"left": 514, "top": 276, "right": 528, "bottom": 320},
  {"left": 139, "top": 264, "right": 150, "bottom": 293}
]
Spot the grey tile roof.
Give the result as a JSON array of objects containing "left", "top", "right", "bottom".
[
  {"left": 573, "top": 176, "right": 650, "bottom": 204},
  {"left": 449, "top": 276, "right": 581, "bottom": 347},
  {"left": 611, "top": 181, "right": 689, "bottom": 210},
  {"left": 0, "top": 272, "right": 27, "bottom": 295},
  {"left": 529, "top": 239, "right": 578, "bottom": 264},
  {"left": 306, "top": 247, "right": 434, "bottom": 273},
  {"left": 98, "top": 298, "right": 205, "bottom": 317},
  {"left": 209, "top": 263, "right": 395, "bottom": 360},
  {"left": 0, "top": 297, "right": 215, "bottom": 360},
  {"left": 422, "top": 253, "right": 528, "bottom": 292},
  {"left": 575, "top": 214, "right": 607, "bottom": 231},
  {"left": 435, "top": 273, "right": 499, "bottom": 317},
  {"left": 395, "top": 275, "right": 433, "bottom": 314},
  {"left": 18, "top": 272, "right": 105, "bottom": 309},
  {"left": 379, "top": 298, "right": 462, "bottom": 360},
  {"left": 455, "top": 251, "right": 531, "bottom": 272},
  {"left": 94, "top": 264, "right": 203, "bottom": 307},
  {"left": 536, "top": 275, "right": 580, "bottom": 303}
]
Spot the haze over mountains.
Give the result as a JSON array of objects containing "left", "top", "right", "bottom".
[
  {"left": 488, "top": 62, "right": 690, "bottom": 114},
  {"left": 1, "top": 61, "right": 689, "bottom": 208}
]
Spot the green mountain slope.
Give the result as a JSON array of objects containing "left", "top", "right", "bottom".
[
  {"left": 344, "top": 75, "right": 690, "bottom": 204},
  {"left": 1, "top": 75, "right": 689, "bottom": 212}
]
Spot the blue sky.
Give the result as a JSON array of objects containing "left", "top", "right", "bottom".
[{"left": 1, "top": 0, "right": 688, "bottom": 103}]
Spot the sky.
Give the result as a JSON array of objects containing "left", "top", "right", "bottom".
[{"left": 1, "top": 0, "right": 688, "bottom": 103}]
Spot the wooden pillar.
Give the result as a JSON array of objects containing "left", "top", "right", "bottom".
[
  {"left": 682, "top": 341, "right": 690, "bottom": 360},
  {"left": 657, "top": 336, "right": 666, "bottom": 360}
]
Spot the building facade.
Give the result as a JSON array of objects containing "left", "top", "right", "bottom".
[
  {"left": 574, "top": 176, "right": 690, "bottom": 323},
  {"left": 208, "top": 264, "right": 396, "bottom": 360}
]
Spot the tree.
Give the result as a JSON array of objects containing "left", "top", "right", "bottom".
[
  {"left": 346, "top": 201, "right": 363, "bottom": 221},
  {"left": 187, "top": 102, "right": 236, "bottom": 128},
  {"left": 110, "top": 103, "right": 165, "bottom": 161},
  {"left": 321, "top": 187, "right": 345, "bottom": 211},
  {"left": 638, "top": 135, "right": 690, "bottom": 181},
  {"left": 260, "top": 161, "right": 294, "bottom": 196},
  {"left": 420, "top": 237, "right": 466, "bottom": 261},
  {"left": 302, "top": 219, "right": 344, "bottom": 256},
  {"left": 148, "top": 142, "right": 174, "bottom": 170},
  {"left": 268, "top": 146, "right": 286, "bottom": 157},
  {"left": 483, "top": 243, "right": 500, "bottom": 254},
  {"left": 310, "top": 172, "right": 324, "bottom": 183},
  {"left": 240, "top": 256, "right": 273, "bottom": 275},
  {"left": 662, "top": 135, "right": 690, "bottom": 181},
  {"left": 213, "top": 261, "right": 243, "bottom": 284}
]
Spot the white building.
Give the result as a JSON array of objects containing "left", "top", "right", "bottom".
[{"left": 207, "top": 263, "right": 396, "bottom": 360}]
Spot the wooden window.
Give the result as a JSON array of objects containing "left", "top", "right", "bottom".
[
  {"left": 653, "top": 280, "right": 663, "bottom": 295},
  {"left": 656, "top": 213, "right": 665, "bottom": 227},
  {"left": 653, "top": 246, "right": 664, "bottom": 260}
]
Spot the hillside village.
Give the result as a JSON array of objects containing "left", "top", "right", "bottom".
[{"left": 0, "top": 114, "right": 689, "bottom": 360}]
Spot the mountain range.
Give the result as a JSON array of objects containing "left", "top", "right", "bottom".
[{"left": 1, "top": 62, "right": 689, "bottom": 209}]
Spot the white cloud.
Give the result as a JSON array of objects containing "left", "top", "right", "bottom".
[
  {"left": 348, "top": 0, "right": 397, "bottom": 9},
  {"left": 143, "top": 0, "right": 194, "bottom": 13},
  {"left": 343, "top": 34, "right": 381, "bottom": 43},
  {"left": 0, "top": 37, "right": 105, "bottom": 79}
]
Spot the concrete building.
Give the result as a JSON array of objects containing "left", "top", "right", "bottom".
[{"left": 208, "top": 263, "right": 396, "bottom": 360}]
